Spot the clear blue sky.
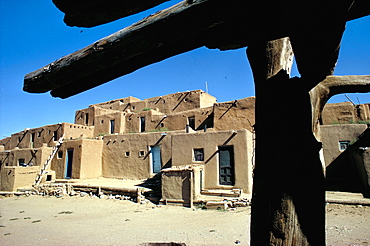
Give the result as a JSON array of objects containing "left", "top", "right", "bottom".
[{"left": 0, "top": 1, "right": 369, "bottom": 138}]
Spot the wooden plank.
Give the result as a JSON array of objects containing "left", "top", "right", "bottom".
[
  {"left": 24, "top": 0, "right": 370, "bottom": 98},
  {"left": 52, "top": 0, "right": 170, "bottom": 27}
]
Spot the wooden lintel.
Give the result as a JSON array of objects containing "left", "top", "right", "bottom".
[
  {"left": 24, "top": 0, "right": 370, "bottom": 98},
  {"left": 52, "top": 0, "right": 170, "bottom": 27}
]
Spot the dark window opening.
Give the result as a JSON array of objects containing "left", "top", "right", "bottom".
[
  {"left": 140, "top": 117, "right": 146, "bottom": 132},
  {"left": 339, "top": 141, "right": 350, "bottom": 151},
  {"left": 18, "top": 158, "right": 26, "bottom": 167},
  {"left": 110, "top": 120, "right": 115, "bottom": 134},
  {"left": 46, "top": 175, "right": 52, "bottom": 181},
  {"left": 194, "top": 149, "right": 204, "bottom": 162},
  {"left": 125, "top": 151, "right": 130, "bottom": 157},
  {"left": 139, "top": 151, "right": 145, "bottom": 157},
  {"left": 30, "top": 133, "right": 35, "bottom": 148},
  {"left": 188, "top": 117, "right": 195, "bottom": 130},
  {"left": 53, "top": 131, "right": 58, "bottom": 141},
  {"left": 65, "top": 149, "right": 74, "bottom": 179},
  {"left": 85, "top": 113, "right": 89, "bottom": 125},
  {"left": 58, "top": 151, "right": 63, "bottom": 159}
]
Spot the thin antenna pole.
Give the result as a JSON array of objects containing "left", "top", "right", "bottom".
[
  {"left": 205, "top": 81, "right": 208, "bottom": 94},
  {"left": 345, "top": 94, "right": 356, "bottom": 106}
]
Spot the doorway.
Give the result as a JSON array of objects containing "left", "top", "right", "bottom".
[
  {"left": 65, "top": 149, "right": 74, "bottom": 179},
  {"left": 150, "top": 145, "right": 161, "bottom": 173},
  {"left": 218, "top": 146, "right": 235, "bottom": 185}
]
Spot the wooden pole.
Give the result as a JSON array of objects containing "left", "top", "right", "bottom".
[{"left": 247, "top": 37, "right": 326, "bottom": 245}]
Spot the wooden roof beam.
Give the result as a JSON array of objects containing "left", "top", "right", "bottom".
[
  {"left": 52, "top": 0, "right": 170, "bottom": 27},
  {"left": 24, "top": 0, "right": 370, "bottom": 98}
]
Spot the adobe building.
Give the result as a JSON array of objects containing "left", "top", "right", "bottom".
[
  {"left": 1, "top": 90, "right": 369, "bottom": 202},
  {"left": 321, "top": 124, "right": 370, "bottom": 197}
]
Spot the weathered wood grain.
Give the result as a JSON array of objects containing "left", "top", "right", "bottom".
[{"left": 24, "top": 0, "right": 370, "bottom": 99}]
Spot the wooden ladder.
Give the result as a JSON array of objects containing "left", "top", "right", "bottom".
[{"left": 33, "top": 135, "right": 64, "bottom": 187}]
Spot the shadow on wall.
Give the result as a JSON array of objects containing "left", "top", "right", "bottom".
[{"left": 326, "top": 127, "right": 370, "bottom": 198}]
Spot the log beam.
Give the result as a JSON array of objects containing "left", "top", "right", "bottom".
[
  {"left": 24, "top": 0, "right": 370, "bottom": 98},
  {"left": 52, "top": 0, "right": 170, "bottom": 27}
]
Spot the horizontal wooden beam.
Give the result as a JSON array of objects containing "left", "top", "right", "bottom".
[
  {"left": 52, "top": 0, "right": 169, "bottom": 27},
  {"left": 24, "top": 0, "right": 370, "bottom": 98}
]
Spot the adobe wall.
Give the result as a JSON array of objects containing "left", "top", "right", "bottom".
[
  {"left": 0, "top": 166, "right": 40, "bottom": 191},
  {"left": 143, "top": 90, "right": 216, "bottom": 114},
  {"left": 94, "top": 112, "right": 125, "bottom": 136},
  {"left": 102, "top": 131, "right": 174, "bottom": 180},
  {"left": 0, "top": 137, "right": 11, "bottom": 150},
  {"left": 0, "top": 145, "right": 52, "bottom": 167},
  {"left": 91, "top": 96, "right": 141, "bottom": 109},
  {"left": 213, "top": 97, "right": 255, "bottom": 132},
  {"left": 79, "top": 139, "right": 103, "bottom": 179},
  {"left": 123, "top": 110, "right": 162, "bottom": 133},
  {"left": 51, "top": 139, "right": 103, "bottom": 179},
  {"left": 0, "top": 146, "right": 53, "bottom": 191},
  {"left": 364, "top": 149, "right": 370, "bottom": 191},
  {"left": 161, "top": 165, "right": 203, "bottom": 204},
  {"left": 322, "top": 102, "right": 358, "bottom": 125},
  {"left": 163, "top": 107, "right": 214, "bottom": 131},
  {"left": 62, "top": 123, "right": 94, "bottom": 140},
  {"left": 8, "top": 123, "right": 94, "bottom": 150},
  {"left": 320, "top": 124, "right": 368, "bottom": 166},
  {"left": 75, "top": 106, "right": 120, "bottom": 126},
  {"left": 171, "top": 129, "right": 254, "bottom": 193}
]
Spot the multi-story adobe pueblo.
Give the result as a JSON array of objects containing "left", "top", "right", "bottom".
[{"left": 1, "top": 90, "right": 370, "bottom": 204}]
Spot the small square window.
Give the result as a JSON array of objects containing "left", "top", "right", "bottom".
[
  {"left": 194, "top": 148, "right": 204, "bottom": 162},
  {"left": 18, "top": 158, "right": 26, "bottom": 167},
  {"left": 339, "top": 141, "right": 350, "bottom": 151},
  {"left": 125, "top": 151, "right": 130, "bottom": 157},
  {"left": 139, "top": 151, "right": 145, "bottom": 157}
]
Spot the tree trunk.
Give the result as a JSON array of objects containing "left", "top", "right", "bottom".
[{"left": 247, "top": 38, "right": 325, "bottom": 245}]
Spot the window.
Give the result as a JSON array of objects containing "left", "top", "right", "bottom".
[
  {"left": 85, "top": 113, "right": 89, "bottom": 125},
  {"left": 30, "top": 133, "right": 35, "bottom": 148},
  {"left": 339, "top": 141, "right": 350, "bottom": 151},
  {"left": 53, "top": 131, "right": 58, "bottom": 141},
  {"left": 188, "top": 117, "right": 195, "bottom": 130},
  {"left": 58, "top": 151, "right": 63, "bottom": 159},
  {"left": 139, "top": 151, "right": 145, "bottom": 157},
  {"left": 110, "top": 120, "right": 115, "bottom": 134},
  {"left": 46, "top": 175, "right": 52, "bottom": 181},
  {"left": 140, "top": 117, "right": 146, "bottom": 132},
  {"left": 193, "top": 148, "right": 204, "bottom": 162},
  {"left": 18, "top": 158, "right": 26, "bottom": 167},
  {"left": 125, "top": 151, "right": 130, "bottom": 157}
]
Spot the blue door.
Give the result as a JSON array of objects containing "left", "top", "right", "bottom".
[
  {"left": 150, "top": 145, "right": 161, "bottom": 173},
  {"left": 219, "top": 146, "right": 234, "bottom": 185},
  {"left": 65, "top": 149, "right": 73, "bottom": 179}
]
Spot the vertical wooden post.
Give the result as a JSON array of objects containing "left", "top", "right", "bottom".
[{"left": 247, "top": 37, "right": 325, "bottom": 245}]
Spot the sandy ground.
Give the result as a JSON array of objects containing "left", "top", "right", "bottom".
[{"left": 0, "top": 195, "right": 369, "bottom": 246}]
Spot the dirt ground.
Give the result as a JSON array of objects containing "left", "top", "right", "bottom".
[{"left": 0, "top": 195, "right": 369, "bottom": 246}]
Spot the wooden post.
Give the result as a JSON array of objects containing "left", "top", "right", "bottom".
[{"left": 247, "top": 37, "right": 325, "bottom": 245}]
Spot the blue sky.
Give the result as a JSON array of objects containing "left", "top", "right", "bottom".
[{"left": 0, "top": 1, "right": 369, "bottom": 138}]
